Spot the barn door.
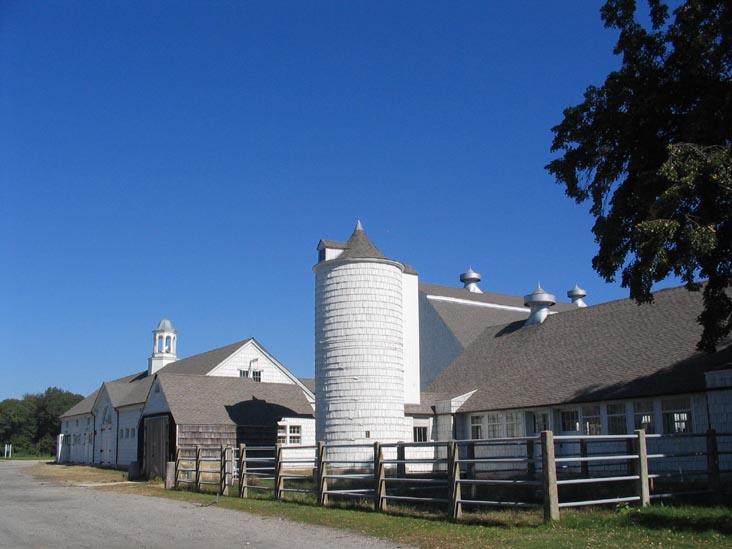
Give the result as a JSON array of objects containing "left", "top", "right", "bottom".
[{"left": 143, "top": 416, "right": 169, "bottom": 480}]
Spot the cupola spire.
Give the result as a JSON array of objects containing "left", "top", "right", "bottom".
[{"left": 148, "top": 318, "right": 178, "bottom": 375}]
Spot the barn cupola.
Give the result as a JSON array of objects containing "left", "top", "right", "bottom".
[
  {"left": 523, "top": 284, "right": 556, "bottom": 326},
  {"left": 148, "top": 318, "right": 178, "bottom": 376},
  {"left": 459, "top": 267, "right": 483, "bottom": 293},
  {"left": 567, "top": 284, "right": 588, "bottom": 307}
]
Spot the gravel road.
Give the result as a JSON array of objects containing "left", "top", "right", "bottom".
[{"left": 0, "top": 460, "right": 416, "bottom": 549}]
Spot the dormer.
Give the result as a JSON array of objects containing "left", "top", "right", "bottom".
[{"left": 317, "top": 239, "right": 348, "bottom": 263}]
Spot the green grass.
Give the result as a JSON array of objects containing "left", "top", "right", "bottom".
[
  {"left": 1, "top": 455, "right": 54, "bottom": 461},
  {"left": 105, "top": 482, "right": 732, "bottom": 548}
]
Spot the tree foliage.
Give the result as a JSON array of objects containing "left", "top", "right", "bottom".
[
  {"left": 0, "top": 388, "right": 83, "bottom": 455},
  {"left": 547, "top": 0, "right": 732, "bottom": 351}
]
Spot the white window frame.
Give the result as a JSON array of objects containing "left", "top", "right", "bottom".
[
  {"left": 661, "top": 397, "right": 693, "bottom": 434},
  {"left": 470, "top": 415, "right": 483, "bottom": 440}
]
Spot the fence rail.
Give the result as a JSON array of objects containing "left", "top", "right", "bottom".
[{"left": 171, "top": 429, "right": 731, "bottom": 523}]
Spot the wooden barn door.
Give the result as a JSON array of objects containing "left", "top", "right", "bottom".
[{"left": 143, "top": 416, "right": 168, "bottom": 480}]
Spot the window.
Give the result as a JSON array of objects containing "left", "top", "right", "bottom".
[
  {"left": 581, "top": 405, "right": 602, "bottom": 435},
  {"left": 126, "top": 428, "right": 131, "bottom": 438},
  {"left": 470, "top": 415, "right": 483, "bottom": 439},
  {"left": 533, "top": 412, "right": 550, "bottom": 433},
  {"left": 365, "top": 431, "right": 370, "bottom": 439},
  {"left": 633, "top": 400, "right": 656, "bottom": 434},
  {"left": 485, "top": 413, "right": 501, "bottom": 439},
  {"left": 413, "top": 426, "right": 428, "bottom": 442},
  {"left": 252, "top": 370, "right": 262, "bottom": 383},
  {"left": 87, "top": 417, "right": 90, "bottom": 426},
  {"left": 277, "top": 425, "right": 286, "bottom": 444},
  {"left": 505, "top": 412, "right": 523, "bottom": 438},
  {"left": 119, "top": 429, "right": 124, "bottom": 438},
  {"left": 289, "top": 425, "right": 301, "bottom": 445},
  {"left": 662, "top": 397, "right": 692, "bottom": 433},
  {"left": 560, "top": 410, "right": 579, "bottom": 432},
  {"left": 239, "top": 370, "right": 249, "bottom": 378},
  {"left": 607, "top": 403, "right": 627, "bottom": 435},
  {"left": 76, "top": 419, "right": 79, "bottom": 427}
]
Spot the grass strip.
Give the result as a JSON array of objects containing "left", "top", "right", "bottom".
[{"left": 25, "top": 463, "right": 732, "bottom": 548}]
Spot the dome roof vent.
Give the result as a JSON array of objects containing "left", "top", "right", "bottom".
[
  {"left": 459, "top": 268, "right": 483, "bottom": 293},
  {"left": 567, "top": 285, "right": 588, "bottom": 308},
  {"left": 523, "top": 283, "right": 556, "bottom": 326}
]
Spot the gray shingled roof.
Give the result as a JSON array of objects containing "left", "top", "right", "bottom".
[
  {"left": 419, "top": 283, "right": 574, "bottom": 349},
  {"left": 339, "top": 225, "right": 386, "bottom": 260},
  {"left": 157, "top": 374, "right": 313, "bottom": 426},
  {"left": 405, "top": 392, "right": 451, "bottom": 415},
  {"left": 428, "top": 285, "right": 732, "bottom": 413},
  {"left": 298, "top": 378, "right": 315, "bottom": 393},
  {"left": 60, "top": 389, "right": 100, "bottom": 418},
  {"left": 157, "top": 339, "right": 252, "bottom": 376}
]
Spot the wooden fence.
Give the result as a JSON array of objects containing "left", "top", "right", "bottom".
[{"left": 172, "top": 429, "right": 731, "bottom": 523}]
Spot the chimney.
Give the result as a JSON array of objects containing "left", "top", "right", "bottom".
[
  {"left": 460, "top": 268, "right": 483, "bottom": 293},
  {"left": 524, "top": 284, "right": 556, "bottom": 326},
  {"left": 567, "top": 284, "right": 588, "bottom": 307}
]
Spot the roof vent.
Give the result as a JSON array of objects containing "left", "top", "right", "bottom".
[
  {"left": 567, "top": 284, "right": 588, "bottom": 307},
  {"left": 459, "top": 268, "right": 483, "bottom": 293},
  {"left": 524, "top": 283, "right": 556, "bottom": 326}
]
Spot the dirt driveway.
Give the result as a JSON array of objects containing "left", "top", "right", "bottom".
[{"left": 0, "top": 460, "right": 414, "bottom": 549}]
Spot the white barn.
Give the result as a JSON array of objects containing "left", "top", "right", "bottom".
[
  {"left": 59, "top": 320, "right": 315, "bottom": 471},
  {"left": 314, "top": 222, "right": 732, "bottom": 455}
]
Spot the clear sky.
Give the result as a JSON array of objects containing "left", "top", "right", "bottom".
[{"left": 0, "top": 1, "right": 679, "bottom": 401}]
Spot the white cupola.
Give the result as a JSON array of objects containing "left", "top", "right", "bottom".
[
  {"left": 148, "top": 318, "right": 178, "bottom": 375},
  {"left": 524, "top": 284, "right": 556, "bottom": 326}
]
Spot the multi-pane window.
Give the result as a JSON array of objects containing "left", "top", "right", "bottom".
[
  {"left": 560, "top": 410, "right": 579, "bottom": 432},
  {"left": 485, "top": 413, "right": 501, "bottom": 439},
  {"left": 633, "top": 400, "right": 655, "bottom": 434},
  {"left": 470, "top": 416, "right": 483, "bottom": 439},
  {"left": 288, "top": 425, "right": 301, "bottom": 444},
  {"left": 662, "top": 397, "right": 692, "bottom": 433},
  {"left": 277, "top": 425, "right": 287, "bottom": 444},
  {"left": 239, "top": 370, "right": 249, "bottom": 378},
  {"left": 252, "top": 370, "right": 262, "bottom": 383},
  {"left": 581, "top": 405, "right": 602, "bottom": 435},
  {"left": 505, "top": 412, "right": 523, "bottom": 438},
  {"left": 607, "top": 403, "right": 627, "bottom": 435},
  {"left": 413, "top": 426, "right": 428, "bottom": 442},
  {"left": 533, "top": 412, "right": 550, "bottom": 433}
]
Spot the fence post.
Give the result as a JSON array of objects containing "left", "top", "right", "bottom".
[
  {"left": 317, "top": 441, "right": 328, "bottom": 507},
  {"left": 466, "top": 441, "right": 477, "bottom": 499},
  {"left": 226, "top": 446, "right": 233, "bottom": 492},
  {"left": 238, "top": 444, "right": 247, "bottom": 498},
  {"left": 707, "top": 429, "right": 721, "bottom": 501},
  {"left": 448, "top": 440, "right": 462, "bottom": 520},
  {"left": 274, "top": 443, "right": 284, "bottom": 501},
  {"left": 374, "top": 441, "right": 386, "bottom": 511},
  {"left": 219, "top": 445, "right": 227, "bottom": 496},
  {"left": 397, "top": 443, "right": 406, "bottom": 478},
  {"left": 526, "top": 439, "right": 536, "bottom": 481},
  {"left": 580, "top": 439, "right": 589, "bottom": 478},
  {"left": 195, "top": 445, "right": 202, "bottom": 492},
  {"left": 626, "top": 438, "right": 634, "bottom": 476},
  {"left": 174, "top": 447, "right": 180, "bottom": 489},
  {"left": 634, "top": 429, "right": 650, "bottom": 507},
  {"left": 541, "top": 431, "right": 559, "bottom": 523}
]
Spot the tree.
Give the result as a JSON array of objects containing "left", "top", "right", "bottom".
[
  {"left": 0, "top": 388, "right": 83, "bottom": 455},
  {"left": 546, "top": 0, "right": 732, "bottom": 351}
]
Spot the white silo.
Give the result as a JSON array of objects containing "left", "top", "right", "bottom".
[{"left": 314, "top": 221, "right": 410, "bottom": 460}]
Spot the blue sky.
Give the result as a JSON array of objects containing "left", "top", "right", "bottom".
[{"left": 0, "top": 1, "right": 677, "bottom": 401}]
